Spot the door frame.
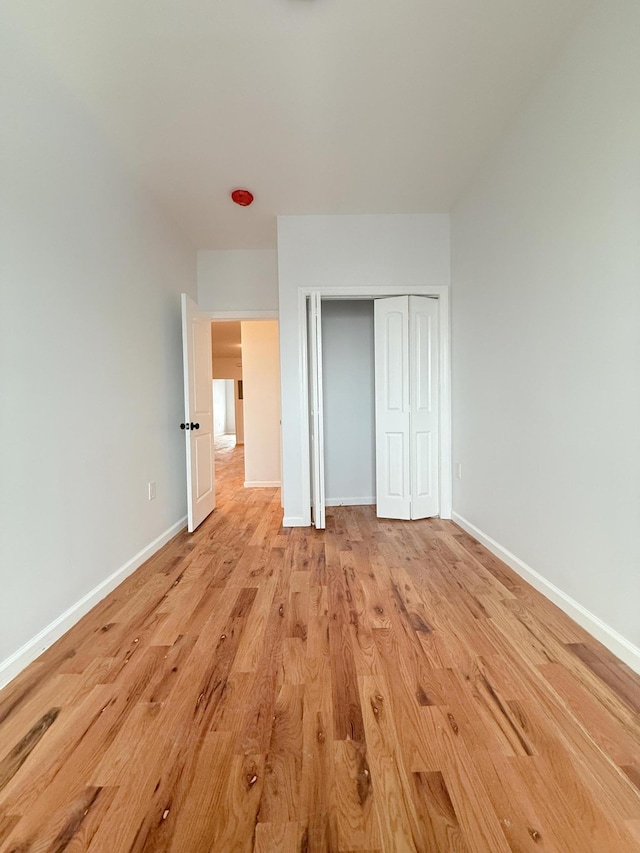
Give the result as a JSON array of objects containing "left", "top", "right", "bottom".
[
  {"left": 298, "top": 285, "right": 451, "bottom": 524},
  {"left": 307, "top": 293, "right": 326, "bottom": 528},
  {"left": 204, "top": 310, "right": 279, "bottom": 321}
]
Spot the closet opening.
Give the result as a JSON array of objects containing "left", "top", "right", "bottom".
[
  {"left": 305, "top": 290, "right": 449, "bottom": 529},
  {"left": 322, "top": 300, "right": 376, "bottom": 509}
]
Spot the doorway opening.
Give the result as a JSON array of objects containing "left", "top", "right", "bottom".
[
  {"left": 211, "top": 320, "right": 244, "bottom": 456},
  {"left": 182, "top": 298, "right": 281, "bottom": 532},
  {"left": 319, "top": 299, "right": 376, "bottom": 509},
  {"left": 213, "top": 379, "right": 237, "bottom": 442},
  {"left": 211, "top": 319, "right": 280, "bottom": 491}
]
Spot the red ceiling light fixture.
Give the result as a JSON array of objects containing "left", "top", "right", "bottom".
[{"left": 231, "top": 188, "right": 254, "bottom": 207}]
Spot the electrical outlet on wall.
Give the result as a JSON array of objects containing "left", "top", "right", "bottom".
[
  {"left": 148, "top": 481, "right": 156, "bottom": 501},
  {"left": 455, "top": 463, "right": 462, "bottom": 479}
]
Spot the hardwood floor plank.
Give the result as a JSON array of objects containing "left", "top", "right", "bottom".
[
  {"left": 300, "top": 655, "right": 339, "bottom": 852},
  {"left": 411, "top": 770, "right": 470, "bottom": 853},
  {"left": 5, "top": 785, "right": 110, "bottom": 853},
  {"left": 163, "top": 731, "right": 234, "bottom": 853},
  {"left": 568, "top": 642, "right": 640, "bottom": 714},
  {"left": 254, "top": 821, "right": 301, "bottom": 853},
  {"left": 232, "top": 576, "right": 278, "bottom": 673},
  {"left": 371, "top": 626, "right": 442, "bottom": 772},
  {"left": 626, "top": 818, "right": 640, "bottom": 846},
  {"left": 237, "top": 596, "right": 288, "bottom": 755},
  {"left": 470, "top": 751, "right": 561, "bottom": 852},
  {"left": 328, "top": 557, "right": 366, "bottom": 742},
  {"left": 0, "top": 815, "right": 19, "bottom": 847},
  {"left": 417, "top": 706, "right": 512, "bottom": 853},
  {"left": 307, "top": 584, "right": 330, "bottom": 659},
  {"left": 538, "top": 661, "right": 640, "bottom": 779},
  {"left": 0, "top": 684, "right": 121, "bottom": 813},
  {"left": 0, "top": 707, "right": 60, "bottom": 794},
  {"left": 1, "top": 436, "right": 639, "bottom": 851},
  {"left": 334, "top": 738, "right": 380, "bottom": 851},
  {"left": 257, "top": 683, "right": 303, "bottom": 825},
  {"left": 358, "top": 674, "right": 426, "bottom": 852}
]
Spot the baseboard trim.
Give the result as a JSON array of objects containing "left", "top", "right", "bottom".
[
  {"left": 452, "top": 512, "right": 640, "bottom": 675},
  {"left": 325, "top": 497, "right": 376, "bottom": 507},
  {"left": 0, "top": 516, "right": 188, "bottom": 691},
  {"left": 244, "top": 480, "right": 281, "bottom": 488},
  {"left": 282, "top": 516, "right": 308, "bottom": 527}
]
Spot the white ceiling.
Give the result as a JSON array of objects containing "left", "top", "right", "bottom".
[
  {"left": 211, "top": 322, "right": 242, "bottom": 359},
  {"left": 5, "top": 0, "right": 593, "bottom": 249}
]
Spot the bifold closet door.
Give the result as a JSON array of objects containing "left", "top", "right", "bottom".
[
  {"left": 374, "top": 296, "right": 412, "bottom": 519},
  {"left": 308, "top": 292, "right": 326, "bottom": 529},
  {"left": 409, "top": 295, "right": 440, "bottom": 518},
  {"left": 374, "top": 295, "right": 439, "bottom": 520}
]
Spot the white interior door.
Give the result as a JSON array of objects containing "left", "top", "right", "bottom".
[
  {"left": 409, "top": 296, "right": 439, "bottom": 519},
  {"left": 308, "top": 293, "right": 326, "bottom": 529},
  {"left": 374, "top": 296, "right": 411, "bottom": 519},
  {"left": 374, "top": 295, "right": 439, "bottom": 520},
  {"left": 181, "top": 293, "right": 215, "bottom": 532}
]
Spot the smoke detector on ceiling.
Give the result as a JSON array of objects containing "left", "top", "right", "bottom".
[{"left": 231, "top": 189, "right": 254, "bottom": 206}]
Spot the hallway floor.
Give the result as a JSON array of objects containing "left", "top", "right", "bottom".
[{"left": 1, "top": 445, "right": 639, "bottom": 851}]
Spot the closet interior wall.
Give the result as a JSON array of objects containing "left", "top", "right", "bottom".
[{"left": 321, "top": 300, "right": 376, "bottom": 506}]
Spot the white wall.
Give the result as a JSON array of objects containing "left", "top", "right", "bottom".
[
  {"left": 225, "top": 381, "right": 236, "bottom": 433},
  {"left": 213, "top": 379, "right": 236, "bottom": 435},
  {"left": 212, "top": 380, "right": 227, "bottom": 436},
  {"left": 451, "top": 0, "right": 640, "bottom": 668},
  {"left": 198, "top": 250, "right": 278, "bottom": 312},
  {"left": 0, "top": 18, "right": 196, "bottom": 685},
  {"left": 212, "top": 358, "right": 243, "bottom": 442},
  {"left": 241, "top": 321, "right": 281, "bottom": 486},
  {"left": 212, "top": 357, "right": 242, "bottom": 380},
  {"left": 322, "top": 301, "right": 375, "bottom": 505},
  {"left": 277, "top": 214, "right": 450, "bottom": 525}
]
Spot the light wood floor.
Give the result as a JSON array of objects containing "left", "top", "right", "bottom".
[{"left": 1, "top": 440, "right": 640, "bottom": 852}]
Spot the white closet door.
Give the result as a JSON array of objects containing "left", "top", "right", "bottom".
[
  {"left": 409, "top": 296, "right": 439, "bottom": 519},
  {"left": 308, "top": 292, "right": 326, "bottom": 529},
  {"left": 374, "top": 296, "right": 411, "bottom": 519}
]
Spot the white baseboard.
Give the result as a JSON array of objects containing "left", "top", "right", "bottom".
[
  {"left": 282, "top": 516, "right": 308, "bottom": 527},
  {"left": 244, "top": 480, "right": 281, "bottom": 488},
  {"left": 0, "top": 516, "right": 187, "bottom": 691},
  {"left": 452, "top": 512, "right": 640, "bottom": 675},
  {"left": 325, "top": 497, "right": 376, "bottom": 507}
]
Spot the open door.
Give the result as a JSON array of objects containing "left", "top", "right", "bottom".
[
  {"left": 409, "top": 295, "right": 440, "bottom": 518},
  {"left": 181, "top": 294, "right": 215, "bottom": 532},
  {"left": 308, "top": 293, "right": 326, "bottom": 529},
  {"left": 374, "top": 296, "right": 411, "bottom": 519},
  {"left": 374, "top": 295, "right": 439, "bottom": 520}
]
